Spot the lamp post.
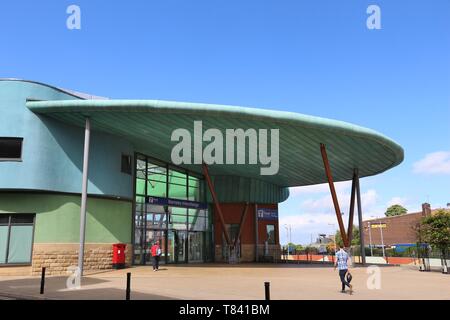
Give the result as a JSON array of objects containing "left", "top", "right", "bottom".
[
  {"left": 284, "top": 224, "right": 291, "bottom": 260},
  {"left": 368, "top": 222, "right": 373, "bottom": 256},
  {"left": 328, "top": 223, "right": 336, "bottom": 254},
  {"left": 378, "top": 220, "right": 386, "bottom": 259}
]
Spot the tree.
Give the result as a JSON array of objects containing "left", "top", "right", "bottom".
[
  {"left": 417, "top": 209, "right": 450, "bottom": 267},
  {"left": 385, "top": 204, "right": 407, "bottom": 217},
  {"left": 335, "top": 225, "right": 360, "bottom": 247}
]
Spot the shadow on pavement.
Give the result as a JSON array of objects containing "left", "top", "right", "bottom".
[{"left": 0, "top": 276, "right": 178, "bottom": 300}]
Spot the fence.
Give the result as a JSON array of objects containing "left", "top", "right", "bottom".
[{"left": 276, "top": 244, "right": 449, "bottom": 271}]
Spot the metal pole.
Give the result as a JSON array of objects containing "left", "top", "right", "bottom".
[
  {"left": 284, "top": 225, "right": 289, "bottom": 261},
  {"left": 368, "top": 222, "right": 373, "bottom": 256},
  {"left": 234, "top": 203, "right": 249, "bottom": 248},
  {"left": 78, "top": 117, "right": 91, "bottom": 277},
  {"left": 379, "top": 221, "right": 386, "bottom": 259},
  {"left": 355, "top": 170, "right": 366, "bottom": 264},
  {"left": 289, "top": 225, "right": 292, "bottom": 246},
  {"left": 320, "top": 144, "right": 349, "bottom": 247},
  {"left": 126, "top": 272, "right": 131, "bottom": 300},
  {"left": 40, "top": 267, "right": 46, "bottom": 294},
  {"left": 202, "top": 163, "right": 232, "bottom": 246},
  {"left": 347, "top": 173, "right": 357, "bottom": 243},
  {"left": 264, "top": 282, "right": 270, "bottom": 300}
]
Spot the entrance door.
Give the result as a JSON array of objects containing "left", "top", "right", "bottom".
[
  {"left": 188, "top": 232, "right": 204, "bottom": 263},
  {"left": 168, "top": 230, "right": 186, "bottom": 263}
]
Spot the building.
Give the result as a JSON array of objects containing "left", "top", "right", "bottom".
[
  {"left": 362, "top": 203, "right": 446, "bottom": 247},
  {"left": 0, "top": 79, "right": 404, "bottom": 275}
]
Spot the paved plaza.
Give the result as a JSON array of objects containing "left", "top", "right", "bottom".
[{"left": 0, "top": 264, "right": 449, "bottom": 300}]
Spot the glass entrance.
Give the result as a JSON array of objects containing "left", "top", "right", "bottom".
[
  {"left": 144, "top": 229, "right": 166, "bottom": 265},
  {"left": 168, "top": 230, "right": 186, "bottom": 263},
  {"left": 188, "top": 232, "right": 204, "bottom": 263},
  {"left": 133, "top": 153, "right": 213, "bottom": 265}
]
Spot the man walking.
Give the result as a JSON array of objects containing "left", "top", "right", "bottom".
[
  {"left": 334, "top": 244, "right": 353, "bottom": 294},
  {"left": 151, "top": 240, "right": 161, "bottom": 271}
]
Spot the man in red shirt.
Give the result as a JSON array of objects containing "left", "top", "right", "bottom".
[{"left": 151, "top": 240, "right": 161, "bottom": 271}]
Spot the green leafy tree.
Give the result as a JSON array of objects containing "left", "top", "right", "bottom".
[
  {"left": 385, "top": 204, "right": 408, "bottom": 217},
  {"left": 417, "top": 210, "right": 450, "bottom": 264},
  {"left": 335, "top": 225, "right": 360, "bottom": 247}
]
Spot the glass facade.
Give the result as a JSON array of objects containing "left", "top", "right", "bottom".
[{"left": 133, "top": 153, "right": 212, "bottom": 265}]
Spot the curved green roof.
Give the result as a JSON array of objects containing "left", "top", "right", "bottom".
[{"left": 27, "top": 99, "right": 404, "bottom": 187}]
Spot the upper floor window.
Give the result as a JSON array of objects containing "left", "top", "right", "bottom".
[
  {"left": 121, "top": 154, "right": 132, "bottom": 174},
  {"left": 0, "top": 138, "right": 23, "bottom": 161}
]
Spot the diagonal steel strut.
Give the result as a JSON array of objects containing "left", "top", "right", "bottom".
[
  {"left": 234, "top": 202, "right": 249, "bottom": 249},
  {"left": 320, "top": 143, "right": 349, "bottom": 248},
  {"left": 347, "top": 170, "right": 357, "bottom": 244},
  {"left": 202, "top": 163, "right": 232, "bottom": 246}
]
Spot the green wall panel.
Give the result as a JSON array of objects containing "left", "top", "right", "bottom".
[{"left": 0, "top": 193, "right": 132, "bottom": 244}]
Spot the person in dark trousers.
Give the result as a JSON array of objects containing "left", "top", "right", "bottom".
[
  {"left": 334, "top": 244, "right": 353, "bottom": 294},
  {"left": 151, "top": 240, "right": 161, "bottom": 271}
]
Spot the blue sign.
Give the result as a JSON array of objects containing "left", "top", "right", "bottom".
[
  {"left": 257, "top": 208, "right": 278, "bottom": 221},
  {"left": 146, "top": 196, "right": 208, "bottom": 210}
]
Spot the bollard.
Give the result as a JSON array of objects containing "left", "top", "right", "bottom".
[
  {"left": 264, "top": 282, "right": 270, "bottom": 301},
  {"left": 126, "top": 272, "right": 131, "bottom": 300},
  {"left": 40, "top": 267, "right": 46, "bottom": 294}
]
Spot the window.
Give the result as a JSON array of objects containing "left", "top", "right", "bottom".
[
  {"left": 0, "top": 138, "right": 23, "bottom": 161},
  {"left": 266, "top": 225, "right": 275, "bottom": 244},
  {"left": 0, "top": 214, "right": 35, "bottom": 265},
  {"left": 121, "top": 154, "right": 132, "bottom": 174},
  {"left": 168, "top": 169, "right": 187, "bottom": 200}
]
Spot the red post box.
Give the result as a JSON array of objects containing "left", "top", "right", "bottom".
[{"left": 112, "top": 243, "right": 127, "bottom": 269}]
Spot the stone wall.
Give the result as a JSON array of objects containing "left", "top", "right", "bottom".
[
  {"left": 31, "top": 243, "right": 133, "bottom": 276},
  {"left": 214, "top": 244, "right": 256, "bottom": 263}
]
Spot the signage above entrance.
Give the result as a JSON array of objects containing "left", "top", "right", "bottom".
[
  {"left": 146, "top": 196, "right": 208, "bottom": 210},
  {"left": 257, "top": 208, "right": 278, "bottom": 221}
]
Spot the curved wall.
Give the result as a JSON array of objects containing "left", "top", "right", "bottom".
[{"left": 0, "top": 80, "right": 134, "bottom": 199}]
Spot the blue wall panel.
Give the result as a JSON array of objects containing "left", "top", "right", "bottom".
[{"left": 0, "top": 80, "right": 133, "bottom": 199}]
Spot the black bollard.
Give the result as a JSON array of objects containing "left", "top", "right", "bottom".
[
  {"left": 40, "top": 267, "right": 46, "bottom": 294},
  {"left": 126, "top": 272, "right": 131, "bottom": 300},
  {"left": 264, "top": 282, "right": 270, "bottom": 301}
]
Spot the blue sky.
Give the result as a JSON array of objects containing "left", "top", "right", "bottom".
[{"left": 1, "top": 1, "right": 449, "bottom": 244}]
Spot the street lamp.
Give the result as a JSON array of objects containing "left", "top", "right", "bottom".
[
  {"left": 378, "top": 220, "right": 386, "bottom": 259},
  {"left": 368, "top": 222, "right": 373, "bottom": 256},
  {"left": 284, "top": 224, "right": 291, "bottom": 260},
  {"left": 328, "top": 223, "right": 336, "bottom": 254}
]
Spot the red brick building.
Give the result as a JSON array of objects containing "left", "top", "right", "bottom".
[{"left": 362, "top": 203, "right": 441, "bottom": 246}]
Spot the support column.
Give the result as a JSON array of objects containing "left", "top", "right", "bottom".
[
  {"left": 347, "top": 172, "right": 357, "bottom": 244},
  {"left": 355, "top": 169, "right": 366, "bottom": 265},
  {"left": 320, "top": 143, "right": 349, "bottom": 247},
  {"left": 202, "top": 163, "right": 232, "bottom": 246},
  {"left": 78, "top": 117, "right": 91, "bottom": 276}
]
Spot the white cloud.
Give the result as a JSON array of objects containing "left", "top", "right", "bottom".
[
  {"left": 279, "top": 213, "right": 338, "bottom": 244},
  {"left": 386, "top": 196, "right": 408, "bottom": 207},
  {"left": 280, "top": 188, "right": 379, "bottom": 245},
  {"left": 362, "top": 189, "right": 378, "bottom": 208},
  {"left": 413, "top": 151, "right": 450, "bottom": 175}
]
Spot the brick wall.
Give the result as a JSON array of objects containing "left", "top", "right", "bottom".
[
  {"left": 362, "top": 204, "right": 433, "bottom": 246},
  {"left": 213, "top": 203, "right": 279, "bottom": 262}
]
